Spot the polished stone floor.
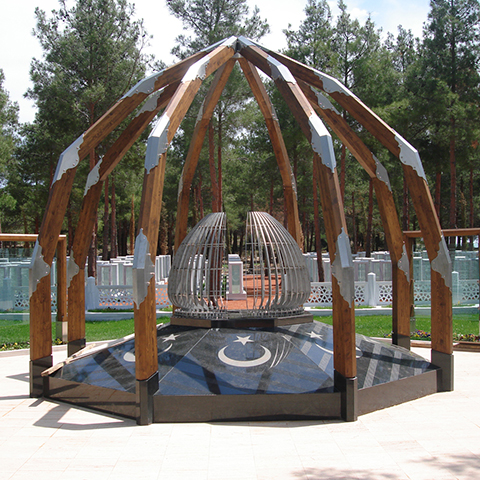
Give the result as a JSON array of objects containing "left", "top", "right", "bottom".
[
  {"left": 1, "top": 344, "right": 480, "bottom": 479},
  {"left": 52, "top": 322, "right": 435, "bottom": 397}
]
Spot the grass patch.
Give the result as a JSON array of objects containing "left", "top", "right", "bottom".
[
  {"left": 1, "top": 314, "right": 478, "bottom": 351},
  {"left": 0, "top": 317, "right": 169, "bottom": 351},
  {"left": 315, "top": 314, "right": 479, "bottom": 339}
]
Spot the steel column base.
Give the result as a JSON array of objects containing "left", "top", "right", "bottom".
[
  {"left": 68, "top": 338, "right": 86, "bottom": 357},
  {"left": 334, "top": 370, "right": 358, "bottom": 422},
  {"left": 392, "top": 333, "right": 411, "bottom": 350},
  {"left": 136, "top": 372, "right": 159, "bottom": 425},
  {"left": 30, "top": 355, "right": 52, "bottom": 398},
  {"left": 431, "top": 350, "right": 454, "bottom": 392}
]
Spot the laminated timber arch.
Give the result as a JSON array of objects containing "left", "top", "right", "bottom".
[{"left": 29, "top": 36, "right": 453, "bottom": 424}]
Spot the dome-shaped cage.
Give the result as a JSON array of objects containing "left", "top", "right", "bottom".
[{"left": 168, "top": 212, "right": 311, "bottom": 323}]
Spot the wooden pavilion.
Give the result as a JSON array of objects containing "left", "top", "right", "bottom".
[{"left": 29, "top": 36, "right": 453, "bottom": 425}]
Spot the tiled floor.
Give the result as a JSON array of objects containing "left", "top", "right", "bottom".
[{"left": 1, "top": 346, "right": 479, "bottom": 479}]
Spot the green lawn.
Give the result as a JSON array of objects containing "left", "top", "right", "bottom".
[
  {"left": 0, "top": 317, "right": 168, "bottom": 350},
  {"left": 1, "top": 314, "right": 479, "bottom": 350},
  {"left": 317, "top": 314, "right": 479, "bottom": 340}
]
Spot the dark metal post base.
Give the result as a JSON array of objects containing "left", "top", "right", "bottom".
[
  {"left": 30, "top": 355, "right": 53, "bottom": 398},
  {"left": 334, "top": 370, "right": 358, "bottom": 422},
  {"left": 68, "top": 338, "right": 86, "bottom": 357},
  {"left": 431, "top": 350, "right": 454, "bottom": 392},
  {"left": 136, "top": 372, "right": 159, "bottom": 425},
  {"left": 392, "top": 333, "right": 411, "bottom": 350}
]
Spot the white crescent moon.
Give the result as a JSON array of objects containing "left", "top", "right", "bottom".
[
  {"left": 315, "top": 344, "right": 334, "bottom": 355},
  {"left": 123, "top": 343, "right": 172, "bottom": 363},
  {"left": 218, "top": 345, "right": 272, "bottom": 368}
]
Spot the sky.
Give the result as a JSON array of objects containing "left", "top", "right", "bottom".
[{"left": 0, "top": 0, "right": 431, "bottom": 124}]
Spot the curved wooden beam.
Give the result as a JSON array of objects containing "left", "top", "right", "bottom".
[
  {"left": 133, "top": 40, "right": 236, "bottom": 387},
  {"left": 300, "top": 81, "right": 411, "bottom": 346},
  {"left": 255, "top": 40, "right": 451, "bottom": 365},
  {"left": 238, "top": 39, "right": 357, "bottom": 400},
  {"left": 29, "top": 46, "right": 214, "bottom": 373},
  {"left": 238, "top": 58, "right": 303, "bottom": 249},
  {"left": 66, "top": 83, "right": 179, "bottom": 353}
]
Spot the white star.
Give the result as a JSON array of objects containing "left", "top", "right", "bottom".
[
  {"left": 234, "top": 335, "right": 254, "bottom": 346},
  {"left": 162, "top": 334, "right": 179, "bottom": 343},
  {"left": 309, "top": 331, "right": 323, "bottom": 340}
]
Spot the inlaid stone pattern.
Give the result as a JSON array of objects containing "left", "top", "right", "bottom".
[{"left": 53, "top": 321, "right": 436, "bottom": 395}]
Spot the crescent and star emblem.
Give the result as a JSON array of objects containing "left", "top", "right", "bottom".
[
  {"left": 309, "top": 330, "right": 363, "bottom": 358},
  {"left": 218, "top": 335, "right": 272, "bottom": 368},
  {"left": 123, "top": 333, "right": 180, "bottom": 362},
  {"left": 310, "top": 331, "right": 334, "bottom": 355}
]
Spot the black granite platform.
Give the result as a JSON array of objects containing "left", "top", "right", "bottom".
[{"left": 46, "top": 321, "right": 439, "bottom": 422}]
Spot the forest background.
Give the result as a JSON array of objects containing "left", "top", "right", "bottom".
[{"left": 0, "top": 0, "right": 479, "bottom": 279}]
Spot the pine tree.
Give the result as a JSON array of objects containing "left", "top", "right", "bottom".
[
  {"left": 421, "top": 0, "right": 480, "bottom": 235},
  {"left": 26, "top": 0, "right": 153, "bottom": 269}
]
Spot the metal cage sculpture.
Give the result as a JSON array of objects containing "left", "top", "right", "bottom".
[
  {"left": 168, "top": 211, "right": 311, "bottom": 321},
  {"left": 245, "top": 212, "right": 310, "bottom": 314},
  {"left": 168, "top": 212, "right": 227, "bottom": 314}
]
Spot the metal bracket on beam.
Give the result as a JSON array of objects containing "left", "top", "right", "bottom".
[
  {"left": 431, "top": 237, "right": 452, "bottom": 291},
  {"left": 145, "top": 115, "right": 170, "bottom": 174},
  {"left": 29, "top": 241, "right": 51, "bottom": 297},
  {"left": 331, "top": 228, "right": 355, "bottom": 308},
  {"left": 132, "top": 229, "right": 156, "bottom": 309},
  {"left": 52, "top": 135, "right": 84, "bottom": 184}
]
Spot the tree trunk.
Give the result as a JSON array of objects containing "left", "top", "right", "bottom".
[
  {"left": 313, "top": 162, "right": 325, "bottom": 281},
  {"left": 365, "top": 178, "right": 374, "bottom": 257},
  {"left": 269, "top": 180, "right": 274, "bottom": 215},
  {"left": 403, "top": 172, "right": 409, "bottom": 231},
  {"left": 158, "top": 209, "right": 168, "bottom": 255},
  {"left": 102, "top": 176, "right": 110, "bottom": 261},
  {"left": 340, "top": 143, "right": 346, "bottom": 201},
  {"left": 168, "top": 217, "right": 175, "bottom": 255},
  {"left": 469, "top": 167, "right": 474, "bottom": 250},
  {"left": 352, "top": 190, "right": 357, "bottom": 254},
  {"left": 111, "top": 176, "right": 118, "bottom": 258},
  {"left": 449, "top": 115, "right": 456, "bottom": 248},
  {"left": 67, "top": 200, "right": 73, "bottom": 255},
  {"left": 217, "top": 111, "right": 223, "bottom": 211},
  {"left": 460, "top": 176, "right": 467, "bottom": 250},
  {"left": 434, "top": 171, "right": 441, "bottom": 221},
  {"left": 470, "top": 167, "right": 474, "bottom": 227},
  {"left": 301, "top": 196, "right": 307, "bottom": 251},
  {"left": 197, "top": 172, "right": 204, "bottom": 219},
  {"left": 22, "top": 211, "right": 29, "bottom": 249},
  {"left": 88, "top": 102, "right": 98, "bottom": 278},
  {"left": 129, "top": 195, "right": 135, "bottom": 255},
  {"left": 208, "top": 120, "right": 220, "bottom": 212}
]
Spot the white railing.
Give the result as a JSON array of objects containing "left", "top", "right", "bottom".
[
  {"left": 7, "top": 277, "right": 480, "bottom": 312},
  {"left": 3, "top": 256, "right": 479, "bottom": 312},
  {"left": 305, "top": 277, "right": 478, "bottom": 307},
  {"left": 85, "top": 278, "right": 170, "bottom": 310}
]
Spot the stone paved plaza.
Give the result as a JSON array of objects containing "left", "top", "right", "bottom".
[{"left": 1, "top": 345, "right": 479, "bottom": 480}]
